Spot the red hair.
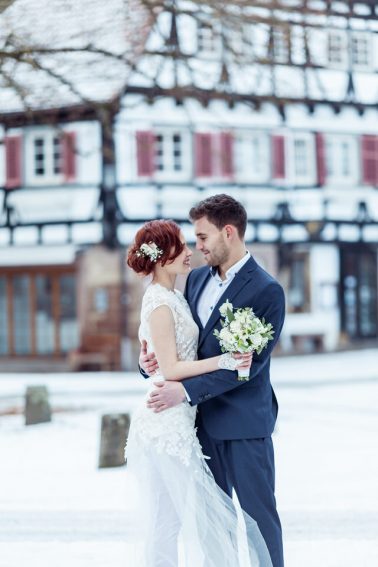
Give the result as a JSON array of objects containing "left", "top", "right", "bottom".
[{"left": 127, "top": 220, "right": 184, "bottom": 276}]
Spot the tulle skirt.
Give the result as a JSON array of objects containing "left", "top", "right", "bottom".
[{"left": 125, "top": 415, "right": 273, "bottom": 567}]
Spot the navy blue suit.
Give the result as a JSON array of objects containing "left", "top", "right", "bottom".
[{"left": 182, "top": 255, "right": 285, "bottom": 567}]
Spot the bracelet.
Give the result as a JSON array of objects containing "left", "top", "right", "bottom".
[{"left": 218, "top": 353, "right": 239, "bottom": 371}]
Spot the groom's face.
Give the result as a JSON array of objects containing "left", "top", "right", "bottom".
[{"left": 193, "top": 217, "right": 229, "bottom": 267}]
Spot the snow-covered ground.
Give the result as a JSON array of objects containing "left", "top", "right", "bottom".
[{"left": 1, "top": 349, "right": 377, "bottom": 567}]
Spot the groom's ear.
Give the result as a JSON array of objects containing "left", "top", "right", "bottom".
[{"left": 224, "top": 224, "right": 236, "bottom": 239}]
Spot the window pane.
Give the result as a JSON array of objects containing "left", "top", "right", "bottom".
[
  {"left": 289, "top": 258, "right": 306, "bottom": 310},
  {"left": 294, "top": 139, "right": 308, "bottom": 176},
  {"left": 34, "top": 138, "right": 45, "bottom": 176},
  {"left": 173, "top": 133, "right": 182, "bottom": 171},
  {"left": 352, "top": 36, "right": 369, "bottom": 66},
  {"left": 273, "top": 28, "right": 289, "bottom": 62},
  {"left": 0, "top": 277, "right": 8, "bottom": 355},
  {"left": 53, "top": 136, "right": 63, "bottom": 174},
  {"left": 35, "top": 275, "right": 55, "bottom": 354},
  {"left": 13, "top": 276, "right": 31, "bottom": 354},
  {"left": 59, "top": 274, "right": 78, "bottom": 352},
  {"left": 198, "top": 24, "right": 218, "bottom": 53},
  {"left": 155, "top": 134, "right": 164, "bottom": 171},
  {"left": 341, "top": 142, "right": 350, "bottom": 176},
  {"left": 328, "top": 33, "right": 343, "bottom": 64},
  {"left": 325, "top": 141, "right": 333, "bottom": 176},
  {"left": 252, "top": 137, "right": 262, "bottom": 173}
]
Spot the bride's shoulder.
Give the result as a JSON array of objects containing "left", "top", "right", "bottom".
[{"left": 142, "top": 283, "right": 175, "bottom": 306}]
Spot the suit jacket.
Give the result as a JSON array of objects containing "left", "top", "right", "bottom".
[{"left": 182, "top": 255, "right": 285, "bottom": 440}]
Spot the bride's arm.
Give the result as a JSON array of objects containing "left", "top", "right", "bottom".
[{"left": 148, "top": 305, "right": 222, "bottom": 381}]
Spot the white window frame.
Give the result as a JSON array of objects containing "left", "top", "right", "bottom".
[
  {"left": 153, "top": 129, "right": 191, "bottom": 182},
  {"left": 351, "top": 31, "right": 373, "bottom": 70},
  {"left": 272, "top": 27, "right": 290, "bottom": 63},
  {"left": 234, "top": 131, "right": 270, "bottom": 183},
  {"left": 26, "top": 128, "right": 64, "bottom": 186},
  {"left": 325, "top": 135, "right": 358, "bottom": 186},
  {"left": 289, "top": 133, "right": 316, "bottom": 187},
  {"left": 197, "top": 22, "right": 221, "bottom": 56},
  {"left": 327, "top": 30, "right": 348, "bottom": 68}
]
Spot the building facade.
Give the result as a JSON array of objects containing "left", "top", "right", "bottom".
[{"left": 0, "top": 0, "right": 377, "bottom": 369}]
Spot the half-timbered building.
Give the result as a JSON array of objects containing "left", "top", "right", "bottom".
[{"left": 1, "top": 0, "right": 377, "bottom": 369}]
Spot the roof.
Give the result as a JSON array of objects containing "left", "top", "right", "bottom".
[{"left": 0, "top": 0, "right": 146, "bottom": 114}]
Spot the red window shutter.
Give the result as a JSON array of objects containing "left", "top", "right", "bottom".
[
  {"left": 195, "top": 133, "right": 213, "bottom": 177},
  {"left": 315, "top": 133, "right": 326, "bottom": 186},
  {"left": 62, "top": 131, "right": 76, "bottom": 182},
  {"left": 136, "top": 131, "right": 155, "bottom": 176},
  {"left": 5, "top": 135, "right": 22, "bottom": 189},
  {"left": 361, "top": 135, "right": 378, "bottom": 185},
  {"left": 272, "top": 135, "right": 285, "bottom": 179},
  {"left": 220, "top": 132, "right": 234, "bottom": 178}
]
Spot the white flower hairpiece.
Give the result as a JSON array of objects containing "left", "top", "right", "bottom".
[{"left": 136, "top": 241, "right": 163, "bottom": 262}]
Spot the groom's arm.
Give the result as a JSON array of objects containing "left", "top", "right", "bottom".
[{"left": 182, "top": 283, "right": 285, "bottom": 405}]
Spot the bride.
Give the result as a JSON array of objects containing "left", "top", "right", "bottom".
[{"left": 125, "top": 219, "right": 273, "bottom": 567}]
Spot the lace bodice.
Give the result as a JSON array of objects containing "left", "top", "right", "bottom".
[
  {"left": 139, "top": 283, "right": 199, "bottom": 365},
  {"left": 125, "top": 283, "right": 202, "bottom": 466}
]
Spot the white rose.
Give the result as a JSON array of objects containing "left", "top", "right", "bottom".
[
  {"left": 219, "top": 300, "right": 233, "bottom": 317},
  {"left": 230, "top": 320, "right": 242, "bottom": 334},
  {"left": 219, "top": 328, "right": 235, "bottom": 346},
  {"left": 251, "top": 334, "right": 262, "bottom": 347}
]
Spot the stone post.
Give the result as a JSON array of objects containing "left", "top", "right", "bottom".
[
  {"left": 24, "top": 385, "right": 52, "bottom": 426},
  {"left": 98, "top": 413, "right": 130, "bottom": 468}
]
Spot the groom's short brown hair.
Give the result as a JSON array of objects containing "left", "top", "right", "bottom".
[{"left": 189, "top": 194, "right": 247, "bottom": 239}]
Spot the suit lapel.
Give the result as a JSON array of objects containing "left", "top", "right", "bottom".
[
  {"left": 189, "top": 268, "right": 211, "bottom": 331},
  {"left": 198, "top": 256, "right": 258, "bottom": 348}
]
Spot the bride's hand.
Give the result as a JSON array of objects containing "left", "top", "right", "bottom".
[
  {"left": 139, "top": 339, "right": 160, "bottom": 376},
  {"left": 232, "top": 352, "right": 253, "bottom": 369}
]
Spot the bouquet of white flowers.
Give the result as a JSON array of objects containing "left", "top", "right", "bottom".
[{"left": 214, "top": 300, "right": 275, "bottom": 380}]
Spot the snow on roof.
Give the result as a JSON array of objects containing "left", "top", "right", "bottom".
[{"left": 0, "top": 0, "right": 139, "bottom": 114}]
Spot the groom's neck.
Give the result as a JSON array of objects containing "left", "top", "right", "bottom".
[{"left": 218, "top": 244, "right": 247, "bottom": 280}]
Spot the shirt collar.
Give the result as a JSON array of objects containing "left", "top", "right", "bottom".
[{"left": 210, "top": 251, "right": 251, "bottom": 281}]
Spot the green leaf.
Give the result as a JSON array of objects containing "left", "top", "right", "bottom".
[{"left": 226, "top": 308, "right": 235, "bottom": 322}]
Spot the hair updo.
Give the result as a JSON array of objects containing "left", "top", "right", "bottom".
[{"left": 127, "top": 220, "right": 184, "bottom": 276}]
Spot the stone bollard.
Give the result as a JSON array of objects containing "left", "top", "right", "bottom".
[
  {"left": 98, "top": 413, "right": 130, "bottom": 468},
  {"left": 25, "top": 385, "right": 52, "bottom": 426}
]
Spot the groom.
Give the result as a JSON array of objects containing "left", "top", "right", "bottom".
[{"left": 141, "top": 194, "right": 285, "bottom": 567}]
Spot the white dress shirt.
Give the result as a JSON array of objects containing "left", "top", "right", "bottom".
[{"left": 197, "top": 251, "right": 251, "bottom": 327}]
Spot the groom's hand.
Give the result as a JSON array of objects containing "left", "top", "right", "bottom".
[
  {"left": 139, "top": 339, "right": 159, "bottom": 376},
  {"left": 147, "top": 381, "right": 186, "bottom": 413}
]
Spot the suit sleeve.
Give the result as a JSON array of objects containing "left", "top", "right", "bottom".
[{"left": 182, "top": 282, "right": 285, "bottom": 405}]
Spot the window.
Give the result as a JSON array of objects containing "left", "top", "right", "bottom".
[
  {"left": 154, "top": 132, "right": 183, "bottom": 174},
  {"left": 272, "top": 27, "right": 290, "bottom": 63},
  {"left": 325, "top": 136, "right": 358, "bottom": 184},
  {"left": 0, "top": 269, "right": 78, "bottom": 357},
  {"left": 292, "top": 134, "right": 315, "bottom": 184},
  {"left": 327, "top": 31, "right": 347, "bottom": 67},
  {"left": 13, "top": 275, "right": 31, "bottom": 354},
  {"left": 0, "top": 278, "right": 8, "bottom": 355},
  {"left": 235, "top": 133, "right": 270, "bottom": 182},
  {"left": 351, "top": 33, "right": 371, "bottom": 69},
  {"left": 136, "top": 130, "right": 190, "bottom": 180},
  {"left": 197, "top": 23, "right": 219, "bottom": 54},
  {"left": 288, "top": 252, "right": 310, "bottom": 314},
  {"left": 28, "top": 130, "right": 65, "bottom": 184},
  {"left": 294, "top": 139, "right": 308, "bottom": 177}
]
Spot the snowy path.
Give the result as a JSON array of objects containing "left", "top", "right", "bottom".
[{"left": 1, "top": 349, "right": 378, "bottom": 567}]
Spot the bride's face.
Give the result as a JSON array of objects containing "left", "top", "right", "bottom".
[{"left": 164, "top": 234, "right": 192, "bottom": 276}]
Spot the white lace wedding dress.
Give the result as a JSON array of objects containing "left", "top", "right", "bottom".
[{"left": 125, "top": 283, "right": 272, "bottom": 567}]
